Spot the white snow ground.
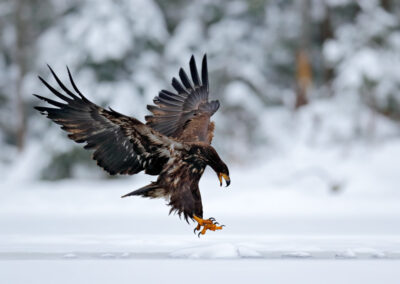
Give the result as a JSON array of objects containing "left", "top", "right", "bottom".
[
  {"left": 2, "top": 259, "right": 399, "bottom": 284},
  {"left": 1, "top": 148, "right": 400, "bottom": 284}
]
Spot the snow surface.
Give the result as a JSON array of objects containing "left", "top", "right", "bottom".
[
  {"left": 2, "top": 259, "right": 400, "bottom": 284},
  {"left": 1, "top": 160, "right": 400, "bottom": 281},
  {"left": 1, "top": 163, "right": 400, "bottom": 283}
]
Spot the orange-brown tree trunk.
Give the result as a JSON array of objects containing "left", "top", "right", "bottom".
[{"left": 295, "top": 0, "right": 312, "bottom": 109}]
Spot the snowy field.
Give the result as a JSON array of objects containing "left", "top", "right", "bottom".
[
  {"left": 2, "top": 142, "right": 400, "bottom": 284},
  {"left": 2, "top": 259, "right": 400, "bottom": 284}
]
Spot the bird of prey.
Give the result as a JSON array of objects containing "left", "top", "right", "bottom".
[{"left": 34, "top": 55, "right": 230, "bottom": 236}]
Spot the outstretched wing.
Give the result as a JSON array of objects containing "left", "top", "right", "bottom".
[
  {"left": 34, "top": 66, "right": 181, "bottom": 176},
  {"left": 146, "top": 54, "right": 220, "bottom": 144}
]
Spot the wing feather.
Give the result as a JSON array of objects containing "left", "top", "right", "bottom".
[
  {"left": 172, "top": 77, "right": 190, "bottom": 95},
  {"left": 35, "top": 66, "right": 181, "bottom": 176},
  {"left": 201, "top": 54, "right": 209, "bottom": 93},
  {"left": 189, "top": 56, "right": 201, "bottom": 87},
  {"left": 179, "top": 68, "right": 193, "bottom": 90},
  {"left": 146, "top": 54, "right": 220, "bottom": 143}
]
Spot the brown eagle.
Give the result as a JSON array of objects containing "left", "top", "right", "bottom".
[{"left": 34, "top": 55, "right": 230, "bottom": 236}]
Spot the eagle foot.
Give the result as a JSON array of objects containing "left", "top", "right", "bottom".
[{"left": 193, "top": 215, "right": 224, "bottom": 237}]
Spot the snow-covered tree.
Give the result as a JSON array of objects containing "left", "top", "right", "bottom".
[
  {"left": 324, "top": 0, "right": 400, "bottom": 120},
  {"left": 1, "top": 0, "right": 400, "bottom": 181}
]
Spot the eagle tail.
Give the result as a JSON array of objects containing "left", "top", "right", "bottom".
[{"left": 121, "top": 183, "right": 167, "bottom": 199}]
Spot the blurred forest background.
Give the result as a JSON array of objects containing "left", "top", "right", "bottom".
[{"left": 1, "top": 0, "right": 400, "bottom": 183}]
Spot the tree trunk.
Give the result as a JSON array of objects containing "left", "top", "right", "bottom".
[
  {"left": 295, "top": 0, "right": 312, "bottom": 109},
  {"left": 15, "top": 0, "right": 27, "bottom": 152},
  {"left": 321, "top": 2, "right": 334, "bottom": 94},
  {"left": 381, "top": 0, "right": 391, "bottom": 11}
]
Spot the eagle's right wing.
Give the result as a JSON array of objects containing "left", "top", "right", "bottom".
[{"left": 35, "top": 66, "right": 182, "bottom": 176}]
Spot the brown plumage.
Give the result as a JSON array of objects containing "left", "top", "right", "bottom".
[{"left": 34, "top": 55, "right": 230, "bottom": 236}]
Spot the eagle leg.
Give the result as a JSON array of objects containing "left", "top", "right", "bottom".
[{"left": 193, "top": 215, "right": 224, "bottom": 237}]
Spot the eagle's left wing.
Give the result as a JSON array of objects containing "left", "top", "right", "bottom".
[
  {"left": 146, "top": 55, "right": 220, "bottom": 144},
  {"left": 34, "top": 66, "right": 181, "bottom": 176}
]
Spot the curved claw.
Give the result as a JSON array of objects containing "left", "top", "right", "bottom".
[
  {"left": 193, "top": 215, "right": 225, "bottom": 237},
  {"left": 193, "top": 223, "right": 201, "bottom": 234}
]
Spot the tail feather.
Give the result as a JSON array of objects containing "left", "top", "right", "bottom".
[{"left": 121, "top": 183, "right": 167, "bottom": 199}]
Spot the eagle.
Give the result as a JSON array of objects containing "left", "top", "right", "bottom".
[{"left": 34, "top": 55, "right": 230, "bottom": 236}]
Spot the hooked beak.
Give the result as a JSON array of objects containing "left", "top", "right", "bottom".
[{"left": 218, "top": 173, "right": 231, "bottom": 187}]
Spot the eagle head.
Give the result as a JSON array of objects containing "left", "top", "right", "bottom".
[{"left": 201, "top": 146, "right": 230, "bottom": 187}]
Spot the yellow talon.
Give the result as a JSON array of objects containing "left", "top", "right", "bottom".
[{"left": 193, "top": 215, "right": 224, "bottom": 237}]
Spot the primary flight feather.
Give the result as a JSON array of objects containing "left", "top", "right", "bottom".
[{"left": 34, "top": 55, "right": 230, "bottom": 236}]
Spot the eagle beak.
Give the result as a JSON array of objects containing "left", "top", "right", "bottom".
[{"left": 218, "top": 173, "right": 230, "bottom": 187}]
